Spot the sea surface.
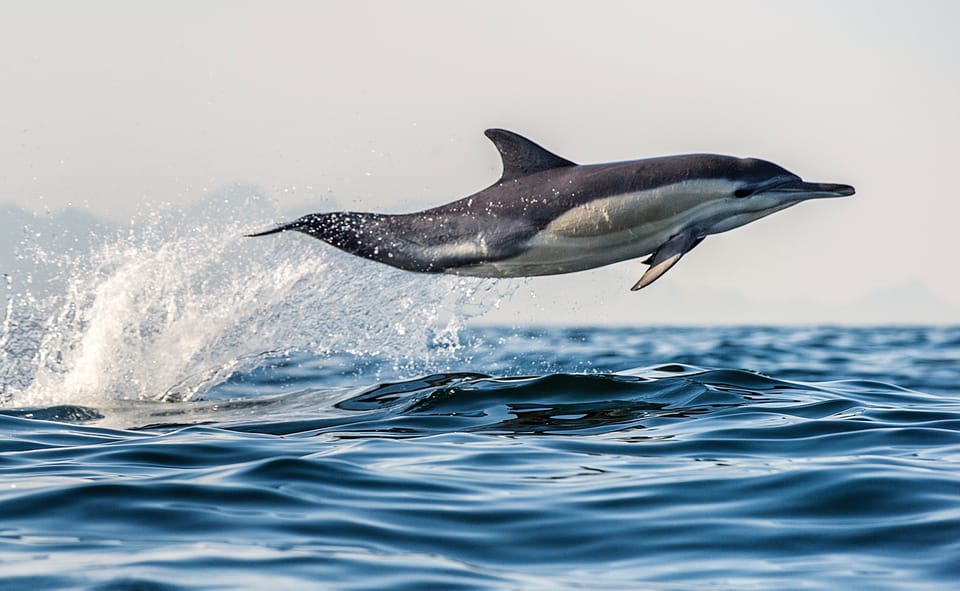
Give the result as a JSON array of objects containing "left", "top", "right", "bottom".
[{"left": 1, "top": 200, "right": 959, "bottom": 590}]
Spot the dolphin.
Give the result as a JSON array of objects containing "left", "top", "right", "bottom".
[{"left": 249, "top": 129, "right": 854, "bottom": 290}]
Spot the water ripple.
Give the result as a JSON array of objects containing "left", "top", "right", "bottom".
[{"left": 1, "top": 328, "right": 959, "bottom": 590}]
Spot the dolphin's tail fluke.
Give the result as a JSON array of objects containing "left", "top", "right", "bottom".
[
  {"left": 245, "top": 220, "right": 302, "bottom": 237},
  {"left": 244, "top": 212, "right": 449, "bottom": 274}
]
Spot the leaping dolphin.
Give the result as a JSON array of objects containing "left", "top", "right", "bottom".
[{"left": 249, "top": 129, "right": 854, "bottom": 290}]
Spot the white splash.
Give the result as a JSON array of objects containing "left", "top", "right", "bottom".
[{"left": 0, "top": 189, "right": 508, "bottom": 408}]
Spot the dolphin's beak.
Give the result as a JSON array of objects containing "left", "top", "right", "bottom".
[{"left": 768, "top": 179, "right": 856, "bottom": 200}]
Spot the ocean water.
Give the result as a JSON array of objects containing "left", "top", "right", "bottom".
[{"left": 1, "top": 198, "right": 959, "bottom": 590}]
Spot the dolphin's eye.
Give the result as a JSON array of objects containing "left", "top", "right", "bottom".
[{"left": 734, "top": 188, "right": 754, "bottom": 198}]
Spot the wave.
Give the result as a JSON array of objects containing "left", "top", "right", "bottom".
[
  {"left": 3, "top": 330, "right": 959, "bottom": 590},
  {"left": 0, "top": 189, "right": 509, "bottom": 408},
  {"left": 7, "top": 362, "right": 953, "bottom": 438}
]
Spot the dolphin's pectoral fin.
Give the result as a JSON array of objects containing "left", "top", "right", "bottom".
[
  {"left": 630, "top": 230, "right": 704, "bottom": 291},
  {"left": 484, "top": 129, "right": 576, "bottom": 183}
]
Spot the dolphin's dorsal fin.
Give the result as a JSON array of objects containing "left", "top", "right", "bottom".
[{"left": 484, "top": 129, "right": 576, "bottom": 183}]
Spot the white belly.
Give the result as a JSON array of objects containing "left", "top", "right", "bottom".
[
  {"left": 448, "top": 181, "right": 739, "bottom": 277},
  {"left": 453, "top": 226, "right": 667, "bottom": 277}
]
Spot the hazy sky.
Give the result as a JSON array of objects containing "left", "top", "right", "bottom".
[{"left": 2, "top": 1, "right": 958, "bottom": 323}]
